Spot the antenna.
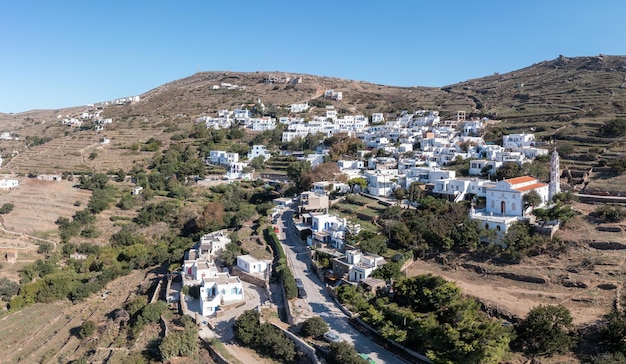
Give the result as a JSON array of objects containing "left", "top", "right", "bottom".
[{"left": 197, "top": 64, "right": 200, "bottom": 73}]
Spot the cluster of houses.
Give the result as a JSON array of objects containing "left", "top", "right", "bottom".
[
  {"left": 211, "top": 82, "right": 246, "bottom": 91},
  {"left": 207, "top": 144, "right": 272, "bottom": 180},
  {"left": 59, "top": 96, "right": 140, "bottom": 128},
  {"left": 264, "top": 74, "right": 303, "bottom": 85},
  {"left": 199, "top": 102, "right": 561, "bottom": 237},
  {"left": 197, "top": 107, "right": 276, "bottom": 131},
  {"left": 182, "top": 229, "right": 270, "bottom": 317},
  {"left": 279, "top": 182, "right": 388, "bottom": 286}
]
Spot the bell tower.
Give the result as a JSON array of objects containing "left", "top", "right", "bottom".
[{"left": 549, "top": 149, "right": 561, "bottom": 201}]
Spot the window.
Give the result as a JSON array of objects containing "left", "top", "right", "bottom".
[
  {"left": 497, "top": 225, "right": 501, "bottom": 231},
  {"left": 485, "top": 223, "right": 490, "bottom": 230}
]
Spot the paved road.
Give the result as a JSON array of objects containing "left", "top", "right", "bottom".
[{"left": 276, "top": 205, "right": 408, "bottom": 364}]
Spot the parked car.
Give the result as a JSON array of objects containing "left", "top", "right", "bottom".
[
  {"left": 323, "top": 331, "right": 341, "bottom": 343},
  {"left": 297, "top": 286, "right": 307, "bottom": 299},
  {"left": 295, "top": 278, "right": 304, "bottom": 288}
]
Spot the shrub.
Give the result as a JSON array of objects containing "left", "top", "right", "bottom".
[
  {"left": 0, "top": 203, "right": 14, "bottom": 214},
  {"left": 78, "top": 321, "right": 96, "bottom": 339},
  {"left": 515, "top": 304, "right": 574, "bottom": 356},
  {"left": 301, "top": 316, "right": 329, "bottom": 337}
]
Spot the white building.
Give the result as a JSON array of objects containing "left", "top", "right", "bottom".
[
  {"left": 250, "top": 117, "right": 276, "bottom": 131},
  {"left": 236, "top": 255, "right": 269, "bottom": 274},
  {"left": 371, "top": 113, "right": 384, "bottom": 123},
  {"left": 199, "top": 230, "right": 231, "bottom": 257},
  {"left": 468, "top": 160, "right": 502, "bottom": 176},
  {"left": 0, "top": 179, "right": 18, "bottom": 189},
  {"left": 290, "top": 103, "right": 310, "bottom": 113},
  {"left": 470, "top": 176, "right": 549, "bottom": 236},
  {"left": 307, "top": 213, "right": 355, "bottom": 250},
  {"left": 208, "top": 151, "right": 239, "bottom": 166},
  {"left": 312, "top": 181, "right": 350, "bottom": 195},
  {"left": 503, "top": 133, "right": 536, "bottom": 149},
  {"left": 549, "top": 149, "right": 561, "bottom": 200},
  {"left": 332, "top": 249, "right": 386, "bottom": 283},
  {"left": 247, "top": 145, "right": 272, "bottom": 161},
  {"left": 199, "top": 273, "right": 244, "bottom": 316},
  {"left": 364, "top": 169, "right": 398, "bottom": 197}
]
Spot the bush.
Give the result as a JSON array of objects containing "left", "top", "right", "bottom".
[
  {"left": 515, "top": 304, "right": 574, "bottom": 356},
  {"left": 327, "top": 341, "right": 367, "bottom": 364},
  {"left": 594, "top": 205, "right": 626, "bottom": 223},
  {"left": 78, "top": 320, "right": 96, "bottom": 339},
  {"left": 159, "top": 326, "right": 199, "bottom": 360},
  {"left": 233, "top": 310, "right": 297, "bottom": 362},
  {"left": 301, "top": 316, "right": 329, "bottom": 337},
  {"left": 0, "top": 203, "right": 14, "bottom": 214},
  {"left": 0, "top": 277, "right": 19, "bottom": 302}
]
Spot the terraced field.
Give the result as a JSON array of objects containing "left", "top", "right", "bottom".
[
  {"left": 0, "top": 268, "right": 158, "bottom": 364},
  {"left": 0, "top": 178, "right": 91, "bottom": 236}
]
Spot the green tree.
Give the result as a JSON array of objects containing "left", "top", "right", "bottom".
[
  {"left": 137, "top": 302, "right": 168, "bottom": 325},
  {"left": 601, "top": 293, "right": 626, "bottom": 352},
  {"left": 407, "top": 182, "right": 426, "bottom": 202},
  {"left": 394, "top": 187, "right": 406, "bottom": 200},
  {"left": 0, "top": 203, "right": 14, "bottom": 214},
  {"left": 494, "top": 162, "right": 523, "bottom": 180},
  {"left": 516, "top": 304, "right": 574, "bottom": 356},
  {"left": 249, "top": 155, "right": 266, "bottom": 170},
  {"left": 78, "top": 320, "right": 96, "bottom": 339},
  {"left": 349, "top": 177, "right": 368, "bottom": 193},
  {"left": 327, "top": 341, "right": 367, "bottom": 364},
  {"left": 600, "top": 119, "right": 626, "bottom": 137},
  {"left": 220, "top": 242, "right": 244, "bottom": 266},
  {"left": 233, "top": 309, "right": 260, "bottom": 346},
  {"left": 37, "top": 241, "right": 53, "bottom": 255},
  {"left": 0, "top": 277, "right": 20, "bottom": 302},
  {"left": 117, "top": 193, "right": 137, "bottom": 210},
  {"left": 523, "top": 190, "right": 543, "bottom": 211},
  {"left": 301, "top": 316, "right": 329, "bottom": 337},
  {"left": 286, "top": 160, "right": 312, "bottom": 191},
  {"left": 159, "top": 326, "right": 199, "bottom": 360}
]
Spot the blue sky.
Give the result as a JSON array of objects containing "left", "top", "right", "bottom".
[{"left": 1, "top": 0, "right": 625, "bottom": 113}]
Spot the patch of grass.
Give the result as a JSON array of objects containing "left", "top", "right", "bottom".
[{"left": 208, "top": 338, "right": 241, "bottom": 364}]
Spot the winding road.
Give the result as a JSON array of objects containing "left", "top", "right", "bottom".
[{"left": 276, "top": 204, "right": 410, "bottom": 364}]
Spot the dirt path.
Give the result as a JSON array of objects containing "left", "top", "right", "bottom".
[{"left": 223, "top": 343, "right": 277, "bottom": 364}]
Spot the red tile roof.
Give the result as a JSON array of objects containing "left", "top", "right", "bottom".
[
  {"left": 504, "top": 176, "right": 537, "bottom": 185},
  {"left": 514, "top": 182, "right": 548, "bottom": 192}
]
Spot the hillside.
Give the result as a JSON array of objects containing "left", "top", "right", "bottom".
[
  {"left": 1, "top": 56, "right": 626, "bottom": 193},
  {"left": 443, "top": 55, "right": 626, "bottom": 122}
]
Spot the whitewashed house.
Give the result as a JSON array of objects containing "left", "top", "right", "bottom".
[
  {"left": 290, "top": 103, "right": 309, "bottom": 113},
  {"left": 236, "top": 255, "right": 269, "bottom": 274},
  {"left": 199, "top": 273, "right": 244, "bottom": 316},
  {"left": 332, "top": 249, "right": 385, "bottom": 283},
  {"left": 247, "top": 145, "right": 272, "bottom": 161},
  {"left": 250, "top": 117, "right": 276, "bottom": 131},
  {"left": 364, "top": 169, "right": 399, "bottom": 197},
  {"left": 0, "top": 179, "right": 18, "bottom": 189},
  {"left": 371, "top": 113, "right": 384, "bottom": 123},
  {"left": 208, "top": 151, "right": 239, "bottom": 166},
  {"left": 312, "top": 181, "right": 350, "bottom": 195},
  {"left": 503, "top": 133, "right": 536, "bottom": 149},
  {"left": 468, "top": 160, "right": 502, "bottom": 176}
]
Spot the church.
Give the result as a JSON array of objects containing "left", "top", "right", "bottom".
[{"left": 470, "top": 150, "right": 560, "bottom": 236}]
